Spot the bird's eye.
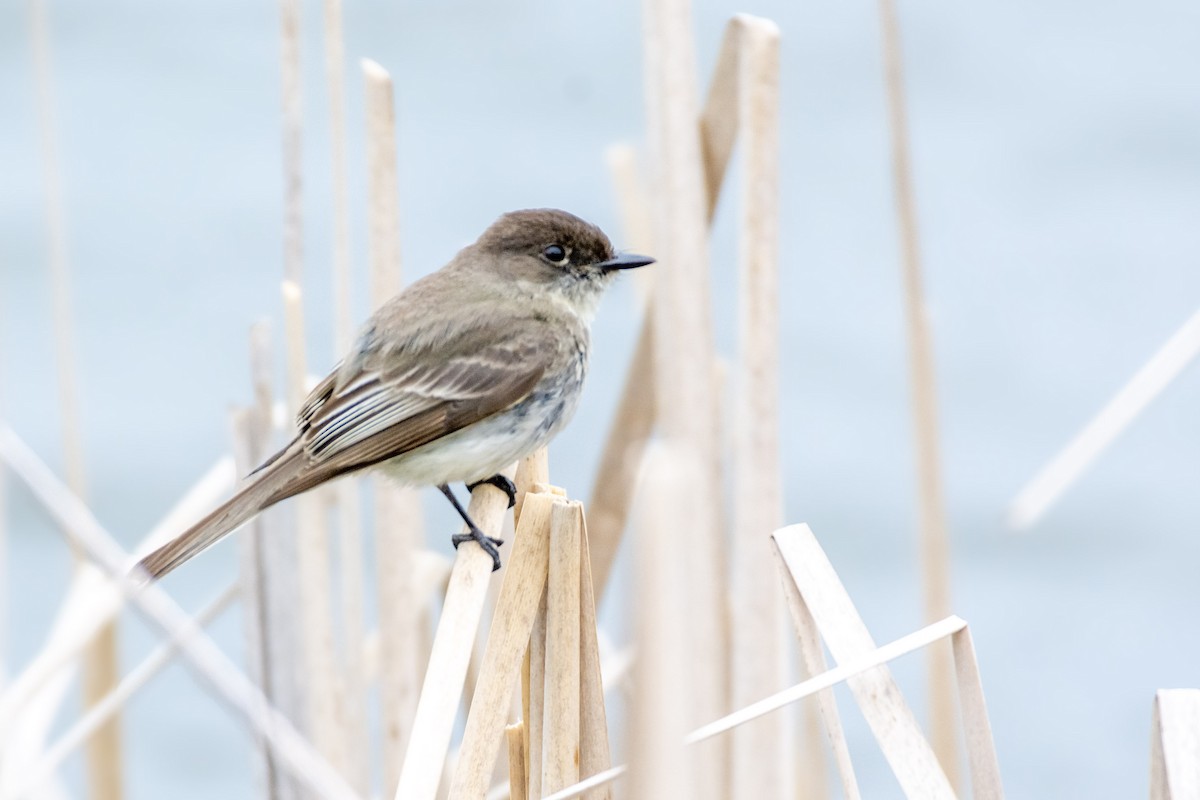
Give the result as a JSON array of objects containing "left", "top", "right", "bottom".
[{"left": 541, "top": 244, "right": 569, "bottom": 265}]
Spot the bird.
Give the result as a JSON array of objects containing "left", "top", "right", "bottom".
[{"left": 136, "top": 208, "right": 654, "bottom": 580}]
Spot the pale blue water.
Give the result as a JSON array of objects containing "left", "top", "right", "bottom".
[{"left": 2, "top": 0, "right": 1199, "bottom": 797}]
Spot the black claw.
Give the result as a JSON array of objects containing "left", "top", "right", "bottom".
[
  {"left": 439, "top": 482, "right": 505, "bottom": 571},
  {"left": 467, "top": 474, "right": 517, "bottom": 509},
  {"left": 451, "top": 527, "right": 504, "bottom": 571}
]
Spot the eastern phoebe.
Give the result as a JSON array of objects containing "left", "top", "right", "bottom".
[{"left": 138, "top": 209, "right": 653, "bottom": 579}]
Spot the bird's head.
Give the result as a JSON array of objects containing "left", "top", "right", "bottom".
[{"left": 473, "top": 208, "right": 654, "bottom": 320}]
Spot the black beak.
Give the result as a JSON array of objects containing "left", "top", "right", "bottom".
[{"left": 596, "top": 252, "right": 656, "bottom": 271}]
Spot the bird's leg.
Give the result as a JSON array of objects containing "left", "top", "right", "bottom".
[
  {"left": 439, "top": 483, "right": 504, "bottom": 571},
  {"left": 466, "top": 474, "right": 517, "bottom": 509}
]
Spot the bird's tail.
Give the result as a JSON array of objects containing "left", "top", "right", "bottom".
[{"left": 136, "top": 442, "right": 307, "bottom": 580}]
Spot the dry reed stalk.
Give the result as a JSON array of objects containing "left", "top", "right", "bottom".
[
  {"left": 1150, "top": 689, "right": 1200, "bottom": 800},
  {"left": 514, "top": 449, "right": 550, "bottom": 522},
  {"left": 525, "top": 592, "right": 548, "bottom": 800},
  {"left": 393, "top": 480, "right": 509, "bottom": 800},
  {"left": 506, "top": 723, "right": 528, "bottom": 800},
  {"left": 363, "top": 58, "right": 402, "bottom": 308},
  {"left": 542, "top": 600, "right": 999, "bottom": 800},
  {"left": 712, "top": 15, "right": 790, "bottom": 800},
  {"left": 515, "top": 452, "right": 550, "bottom": 797},
  {"left": 448, "top": 492, "right": 556, "bottom": 798},
  {"left": 778, "top": 547, "right": 859, "bottom": 800},
  {"left": 589, "top": 13, "right": 777, "bottom": 609},
  {"left": 542, "top": 502, "right": 583, "bottom": 794},
  {"left": 585, "top": 146, "right": 657, "bottom": 599},
  {"left": 585, "top": 315, "right": 655, "bottom": 603},
  {"left": 362, "top": 58, "right": 430, "bottom": 792},
  {"left": 628, "top": 444, "right": 695, "bottom": 800},
  {"left": 0, "top": 426, "right": 363, "bottom": 800},
  {"left": 30, "top": 4, "right": 120, "bottom": 795},
  {"left": 877, "top": 0, "right": 959, "bottom": 782},
  {"left": 773, "top": 524, "right": 955, "bottom": 798},
  {"left": 283, "top": 282, "right": 347, "bottom": 781},
  {"left": 950, "top": 627, "right": 1004, "bottom": 798},
  {"left": 18, "top": 584, "right": 239, "bottom": 794},
  {"left": 541, "top": 767, "right": 628, "bottom": 800},
  {"left": 686, "top": 614, "right": 968, "bottom": 746},
  {"left": 605, "top": 144, "right": 656, "bottom": 307},
  {"left": 576, "top": 514, "right": 612, "bottom": 800},
  {"left": 319, "top": 6, "right": 370, "bottom": 792},
  {"left": 642, "top": 1, "right": 729, "bottom": 794},
  {"left": 0, "top": 455, "right": 235, "bottom": 734},
  {"left": 236, "top": 323, "right": 309, "bottom": 800},
  {"left": 324, "top": 0, "right": 353, "bottom": 353},
  {"left": 1009, "top": 306, "right": 1200, "bottom": 530},
  {"left": 278, "top": 0, "right": 348, "bottom": 769}
]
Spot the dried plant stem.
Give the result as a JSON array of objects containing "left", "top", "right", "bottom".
[
  {"left": 31, "top": 2, "right": 120, "bottom": 796},
  {"left": 506, "top": 723, "right": 528, "bottom": 800},
  {"left": 237, "top": 323, "right": 306, "bottom": 800},
  {"left": 877, "top": 0, "right": 958, "bottom": 783},
  {"left": 779, "top": 551, "right": 859, "bottom": 800},
  {"left": 323, "top": 0, "right": 353, "bottom": 353},
  {"left": 361, "top": 57, "right": 429, "bottom": 794},
  {"left": 448, "top": 492, "right": 556, "bottom": 798},
  {"left": 576, "top": 515, "right": 612, "bottom": 800},
  {"left": 586, "top": 316, "right": 654, "bottom": 602},
  {"left": 721, "top": 16, "right": 789, "bottom": 800},
  {"left": 0, "top": 425, "right": 363, "bottom": 800},
  {"left": 774, "top": 524, "right": 955, "bottom": 797},
  {"left": 1009, "top": 306, "right": 1200, "bottom": 529},
  {"left": 18, "top": 585, "right": 239, "bottom": 794},
  {"left": 1150, "top": 689, "right": 1200, "bottom": 800},
  {"left": 393, "top": 481, "right": 509, "bottom": 800},
  {"left": 628, "top": 444, "right": 694, "bottom": 799},
  {"left": 642, "top": 1, "right": 729, "bottom": 794},
  {"left": 541, "top": 501, "right": 583, "bottom": 794}
]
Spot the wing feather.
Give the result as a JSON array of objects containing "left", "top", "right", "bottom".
[{"left": 261, "top": 330, "right": 551, "bottom": 503}]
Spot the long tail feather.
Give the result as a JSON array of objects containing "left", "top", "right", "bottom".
[{"left": 136, "top": 444, "right": 307, "bottom": 580}]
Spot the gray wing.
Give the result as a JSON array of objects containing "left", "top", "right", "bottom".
[{"left": 264, "top": 329, "right": 550, "bottom": 501}]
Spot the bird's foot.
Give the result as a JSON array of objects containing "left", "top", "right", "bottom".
[
  {"left": 451, "top": 525, "right": 504, "bottom": 571},
  {"left": 466, "top": 474, "right": 517, "bottom": 509}
]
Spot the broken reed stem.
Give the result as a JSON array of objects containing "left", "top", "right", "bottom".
[
  {"left": 516, "top": 450, "right": 550, "bottom": 799},
  {"left": 642, "top": 2, "right": 730, "bottom": 794},
  {"left": 950, "top": 627, "right": 1004, "bottom": 799},
  {"left": 362, "top": 57, "right": 429, "bottom": 794},
  {"left": 605, "top": 144, "right": 656, "bottom": 307},
  {"left": 393, "top": 480, "right": 510, "bottom": 800},
  {"left": 238, "top": 322, "right": 309, "bottom": 800},
  {"left": 448, "top": 492, "right": 557, "bottom": 798},
  {"left": 1009, "top": 306, "right": 1200, "bottom": 529},
  {"left": 19, "top": 584, "right": 239, "bottom": 793},
  {"left": 31, "top": 2, "right": 121, "bottom": 795},
  {"left": 774, "top": 524, "right": 955, "bottom": 798},
  {"left": 320, "top": 14, "right": 370, "bottom": 793},
  {"left": 877, "top": 0, "right": 958, "bottom": 783},
  {"left": 577, "top": 512, "right": 613, "bottom": 800},
  {"left": 542, "top": 501, "right": 583, "bottom": 794},
  {"left": 628, "top": 444, "right": 694, "bottom": 799},
  {"left": 0, "top": 425, "right": 364, "bottom": 800},
  {"left": 726, "top": 16, "right": 788, "bottom": 800},
  {"left": 586, "top": 316, "right": 654, "bottom": 603},
  {"left": 323, "top": 0, "right": 353, "bottom": 353},
  {"left": 514, "top": 448, "right": 550, "bottom": 522},
  {"left": 506, "top": 723, "right": 528, "bottom": 800},
  {"left": 778, "top": 546, "right": 860, "bottom": 800},
  {"left": 1150, "top": 689, "right": 1200, "bottom": 800},
  {"left": 531, "top": 612, "right": 977, "bottom": 800}
]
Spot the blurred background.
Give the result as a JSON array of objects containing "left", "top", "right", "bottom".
[{"left": 2, "top": 0, "right": 1199, "bottom": 797}]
